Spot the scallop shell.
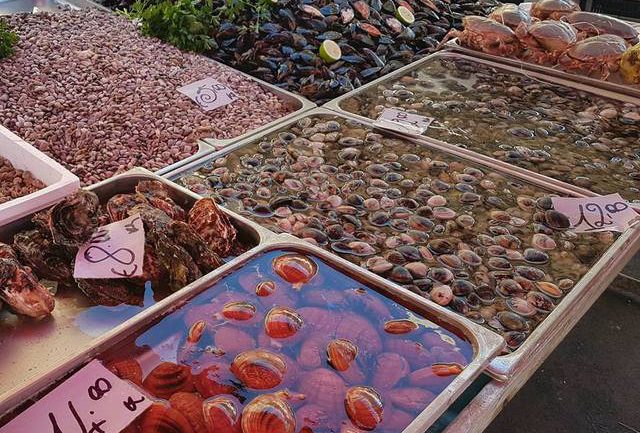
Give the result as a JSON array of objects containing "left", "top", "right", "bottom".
[
  {"left": 222, "top": 301, "right": 257, "bottom": 321},
  {"left": 264, "top": 306, "right": 304, "bottom": 338},
  {"left": 187, "top": 320, "right": 206, "bottom": 344},
  {"left": 140, "top": 403, "right": 195, "bottom": 433},
  {"left": 169, "top": 392, "right": 207, "bottom": 433},
  {"left": 230, "top": 349, "right": 287, "bottom": 390},
  {"left": 107, "top": 358, "right": 143, "bottom": 386},
  {"left": 344, "top": 386, "right": 384, "bottom": 431},
  {"left": 194, "top": 363, "right": 237, "bottom": 398},
  {"left": 272, "top": 253, "right": 318, "bottom": 286},
  {"left": 256, "top": 281, "right": 276, "bottom": 297},
  {"left": 241, "top": 394, "right": 295, "bottom": 433},
  {"left": 203, "top": 396, "right": 242, "bottom": 433},
  {"left": 327, "top": 339, "right": 358, "bottom": 372},
  {"left": 143, "top": 362, "right": 195, "bottom": 399},
  {"left": 383, "top": 319, "right": 418, "bottom": 335}
]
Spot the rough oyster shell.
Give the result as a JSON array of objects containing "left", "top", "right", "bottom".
[
  {"left": 13, "top": 229, "right": 74, "bottom": 287},
  {"left": 76, "top": 278, "right": 143, "bottom": 307},
  {"left": 188, "top": 198, "right": 237, "bottom": 257},
  {"left": 48, "top": 190, "right": 100, "bottom": 247},
  {"left": 0, "top": 257, "right": 54, "bottom": 318},
  {"left": 136, "top": 180, "right": 186, "bottom": 221},
  {"left": 106, "top": 193, "right": 149, "bottom": 222}
]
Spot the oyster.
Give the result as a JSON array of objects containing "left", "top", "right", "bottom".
[
  {"left": 106, "top": 193, "right": 148, "bottom": 222},
  {"left": 0, "top": 254, "right": 55, "bottom": 318},
  {"left": 230, "top": 349, "right": 287, "bottom": 390},
  {"left": 148, "top": 229, "right": 202, "bottom": 292},
  {"left": 241, "top": 393, "right": 295, "bottom": 433},
  {"left": 76, "top": 278, "right": 144, "bottom": 307},
  {"left": 136, "top": 180, "right": 186, "bottom": 221},
  {"left": 188, "top": 198, "right": 237, "bottom": 257},
  {"left": 143, "top": 362, "right": 195, "bottom": 399},
  {"left": 12, "top": 229, "right": 74, "bottom": 288},
  {"left": 47, "top": 190, "right": 100, "bottom": 247},
  {"left": 171, "top": 221, "right": 223, "bottom": 273},
  {"left": 344, "top": 386, "right": 384, "bottom": 431}
]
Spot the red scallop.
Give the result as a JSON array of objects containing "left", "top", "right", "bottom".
[
  {"left": 241, "top": 394, "right": 295, "bottom": 433},
  {"left": 169, "top": 392, "right": 207, "bottom": 433},
  {"left": 383, "top": 319, "right": 418, "bottom": 335},
  {"left": 298, "top": 368, "right": 347, "bottom": 412},
  {"left": 143, "top": 362, "right": 195, "bottom": 399},
  {"left": 203, "top": 395, "right": 242, "bottom": 433},
  {"left": 264, "top": 306, "right": 304, "bottom": 338},
  {"left": 107, "top": 358, "right": 143, "bottom": 386},
  {"left": 194, "top": 363, "right": 237, "bottom": 398},
  {"left": 213, "top": 326, "right": 256, "bottom": 357},
  {"left": 344, "top": 386, "right": 384, "bottom": 431},
  {"left": 187, "top": 320, "right": 207, "bottom": 343},
  {"left": 140, "top": 403, "right": 195, "bottom": 433},
  {"left": 327, "top": 339, "right": 358, "bottom": 372},
  {"left": 298, "top": 334, "right": 329, "bottom": 370},
  {"left": 230, "top": 349, "right": 287, "bottom": 390},
  {"left": 222, "top": 301, "right": 257, "bottom": 321},
  {"left": 272, "top": 254, "right": 318, "bottom": 286},
  {"left": 255, "top": 281, "right": 276, "bottom": 297}
]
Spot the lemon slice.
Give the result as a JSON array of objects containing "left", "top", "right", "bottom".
[
  {"left": 319, "top": 40, "right": 342, "bottom": 63},
  {"left": 395, "top": 6, "right": 415, "bottom": 25}
]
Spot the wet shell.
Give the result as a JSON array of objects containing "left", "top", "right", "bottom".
[
  {"left": 430, "top": 285, "right": 453, "bottom": 306},
  {"left": 544, "top": 210, "right": 570, "bottom": 230},
  {"left": 531, "top": 233, "right": 557, "bottom": 250},
  {"left": 272, "top": 254, "right": 318, "bottom": 286},
  {"left": 527, "top": 291, "right": 555, "bottom": 313},
  {"left": 372, "top": 352, "right": 410, "bottom": 390},
  {"left": 169, "top": 392, "right": 207, "bottom": 433},
  {"left": 203, "top": 396, "right": 241, "bottom": 433},
  {"left": 241, "top": 394, "right": 295, "bottom": 433},
  {"left": 506, "top": 297, "right": 537, "bottom": 317},
  {"left": 537, "top": 281, "right": 562, "bottom": 298},
  {"left": 383, "top": 319, "right": 418, "bottom": 335},
  {"left": 432, "top": 363, "right": 464, "bottom": 377},
  {"left": 265, "top": 306, "right": 304, "bottom": 338},
  {"left": 496, "top": 311, "right": 530, "bottom": 332},
  {"left": 48, "top": 190, "right": 100, "bottom": 247},
  {"left": 187, "top": 320, "right": 206, "bottom": 343},
  {"left": 188, "top": 198, "right": 237, "bottom": 257},
  {"left": 194, "top": 363, "right": 237, "bottom": 398},
  {"left": 327, "top": 338, "right": 358, "bottom": 371},
  {"left": 230, "top": 349, "right": 286, "bottom": 389},
  {"left": 222, "top": 301, "right": 257, "bottom": 321},
  {"left": 344, "top": 386, "right": 384, "bottom": 431},
  {"left": 107, "top": 359, "right": 143, "bottom": 386},
  {"left": 143, "top": 362, "right": 195, "bottom": 399},
  {"left": 504, "top": 331, "right": 526, "bottom": 350},
  {"left": 256, "top": 281, "right": 276, "bottom": 296},
  {"left": 298, "top": 368, "right": 347, "bottom": 411},
  {"left": 140, "top": 403, "right": 195, "bottom": 433},
  {"left": 213, "top": 326, "right": 256, "bottom": 356}
]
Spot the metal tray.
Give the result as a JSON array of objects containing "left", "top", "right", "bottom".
[
  {"left": 0, "top": 234, "right": 505, "bottom": 432},
  {"left": 163, "top": 107, "right": 640, "bottom": 381},
  {"left": 0, "top": 167, "right": 272, "bottom": 408},
  {"left": 323, "top": 51, "right": 640, "bottom": 202},
  {"left": 443, "top": 39, "right": 640, "bottom": 99}
]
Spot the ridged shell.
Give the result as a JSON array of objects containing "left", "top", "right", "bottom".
[
  {"left": 264, "top": 306, "right": 304, "bottom": 338},
  {"left": 187, "top": 198, "right": 237, "bottom": 257},
  {"left": 222, "top": 301, "right": 257, "bottom": 321},
  {"left": 203, "top": 396, "right": 242, "bottom": 433},
  {"left": 241, "top": 394, "right": 295, "bottom": 433},
  {"left": 383, "top": 319, "right": 418, "bottom": 335},
  {"left": 187, "top": 320, "right": 206, "bottom": 343},
  {"left": 143, "top": 362, "right": 194, "bottom": 399},
  {"left": 344, "top": 386, "right": 384, "bottom": 431},
  {"left": 327, "top": 339, "right": 358, "bottom": 371},
  {"left": 194, "top": 363, "right": 237, "bottom": 398},
  {"left": 140, "top": 403, "right": 195, "bottom": 433},
  {"left": 230, "top": 349, "right": 286, "bottom": 389},
  {"left": 255, "top": 281, "right": 276, "bottom": 297},
  {"left": 169, "top": 392, "right": 207, "bottom": 433},
  {"left": 107, "top": 359, "right": 143, "bottom": 386},
  {"left": 272, "top": 254, "right": 318, "bottom": 286},
  {"left": 298, "top": 368, "right": 346, "bottom": 411}
]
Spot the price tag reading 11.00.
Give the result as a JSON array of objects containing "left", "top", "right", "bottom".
[{"left": 0, "top": 360, "right": 151, "bottom": 433}]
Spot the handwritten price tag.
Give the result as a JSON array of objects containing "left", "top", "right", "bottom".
[
  {"left": 73, "top": 214, "right": 145, "bottom": 279},
  {"left": 551, "top": 194, "right": 640, "bottom": 233},
  {"left": 0, "top": 360, "right": 151, "bottom": 433},
  {"left": 177, "top": 77, "right": 239, "bottom": 111},
  {"left": 373, "top": 108, "right": 434, "bottom": 135}
]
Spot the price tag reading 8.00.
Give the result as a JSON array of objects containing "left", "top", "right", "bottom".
[
  {"left": 177, "top": 77, "right": 239, "bottom": 112},
  {"left": 0, "top": 360, "right": 151, "bottom": 433},
  {"left": 373, "top": 108, "right": 434, "bottom": 136},
  {"left": 551, "top": 193, "right": 640, "bottom": 233}
]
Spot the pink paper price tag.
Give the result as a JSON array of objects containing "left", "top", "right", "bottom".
[
  {"left": 74, "top": 214, "right": 145, "bottom": 279},
  {"left": 374, "top": 108, "right": 434, "bottom": 135},
  {"left": 177, "top": 77, "right": 239, "bottom": 112},
  {"left": 551, "top": 194, "right": 640, "bottom": 233},
  {"left": 0, "top": 360, "right": 152, "bottom": 433}
]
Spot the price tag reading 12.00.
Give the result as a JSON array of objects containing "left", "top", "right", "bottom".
[
  {"left": 551, "top": 193, "right": 640, "bottom": 233},
  {"left": 0, "top": 360, "right": 151, "bottom": 433},
  {"left": 374, "top": 108, "right": 434, "bottom": 135}
]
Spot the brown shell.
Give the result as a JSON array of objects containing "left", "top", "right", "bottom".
[
  {"left": 12, "top": 229, "right": 74, "bottom": 287},
  {"left": 107, "top": 358, "right": 143, "bottom": 386},
  {"left": 432, "top": 363, "right": 464, "bottom": 377},
  {"left": 76, "top": 278, "right": 143, "bottom": 307},
  {"left": 255, "top": 281, "right": 276, "bottom": 297},
  {"left": 203, "top": 396, "right": 242, "bottom": 433},
  {"left": 136, "top": 180, "right": 186, "bottom": 221},
  {"left": 344, "top": 386, "right": 384, "bottom": 431},
  {"left": 327, "top": 339, "right": 358, "bottom": 372},
  {"left": 272, "top": 254, "right": 318, "bottom": 286},
  {"left": 140, "top": 403, "right": 194, "bottom": 433},
  {"left": 169, "top": 392, "right": 207, "bottom": 433},
  {"left": 0, "top": 242, "right": 17, "bottom": 260},
  {"left": 148, "top": 229, "right": 202, "bottom": 292},
  {"left": 187, "top": 198, "right": 237, "bottom": 257},
  {"left": 0, "top": 257, "right": 55, "bottom": 318},
  {"left": 170, "top": 221, "right": 223, "bottom": 274},
  {"left": 230, "top": 349, "right": 286, "bottom": 390},
  {"left": 264, "top": 306, "right": 304, "bottom": 338},
  {"left": 194, "top": 363, "right": 237, "bottom": 398},
  {"left": 383, "top": 319, "right": 418, "bottom": 335},
  {"left": 106, "top": 193, "right": 149, "bottom": 222},
  {"left": 143, "top": 362, "right": 195, "bottom": 399},
  {"left": 241, "top": 394, "right": 295, "bottom": 433},
  {"left": 48, "top": 190, "right": 100, "bottom": 247},
  {"left": 222, "top": 301, "right": 257, "bottom": 321}
]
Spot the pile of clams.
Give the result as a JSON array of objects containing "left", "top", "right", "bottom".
[
  {"left": 103, "top": 250, "right": 472, "bottom": 433},
  {"left": 339, "top": 56, "right": 640, "bottom": 202},
  {"left": 177, "top": 115, "right": 617, "bottom": 351},
  {"left": 0, "top": 180, "right": 243, "bottom": 318}
]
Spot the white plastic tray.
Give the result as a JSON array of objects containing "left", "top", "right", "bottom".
[{"left": 0, "top": 125, "right": 79, "bottom": 224}]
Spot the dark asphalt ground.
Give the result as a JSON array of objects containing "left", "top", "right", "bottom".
[{"left": 486, "top": 264, "right": 640, "bottom": 433}]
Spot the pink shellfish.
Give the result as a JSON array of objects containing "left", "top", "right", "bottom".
[
  {"left": 230, "top": 349, "right": 287, "bottom": 390},
  {"left": 344, "top": 386, "right": 384, "bottom": 431}
]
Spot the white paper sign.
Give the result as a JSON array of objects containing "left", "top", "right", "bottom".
[
  {"left": 177, "top": 77, "right": 239, "bottom": 111},
  {"left": 0, "top": 360, "right": 152, "bottom": 433},
  {"left": 374, "top": 108, "right": 434, "bottom": 135},
  {"left": 551, "top": 194, "right": 640, "bottom": 233},
  {"left": 74, "top": 214, "right": 145, "bottom": 279}
]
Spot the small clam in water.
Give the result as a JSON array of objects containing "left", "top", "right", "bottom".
[
  {"left": 230, "top": 349, "right": 287, "bottom": 390},
  {"left": 203, "top": 395, "right": 241, "bottom": 433},
  {"left": 327, "top": 338, "right": 358, "bottom": 371},
  {"left": 383, "top": 319, "right": 418, "bottom": 335},
  {"left": 272, "top": 253, "right": 318, "bottom": 287},
  {"left": 143, "top": 362, "right": 195, "bottom": 399},
  {"left": 264, "top": 306, "right": 304, "bottom": 338},
  {"left": 241, "top": 394, "right": 295, "bottom": 433},
  {"left": 344, "top": 386, "right": 384, "bottom": 431},
  {"left": 222, "top": 301, "right": 257, "bottom": 321},
  {"left": 256, "top": 281, "right": 276, "bottom": 296}
]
